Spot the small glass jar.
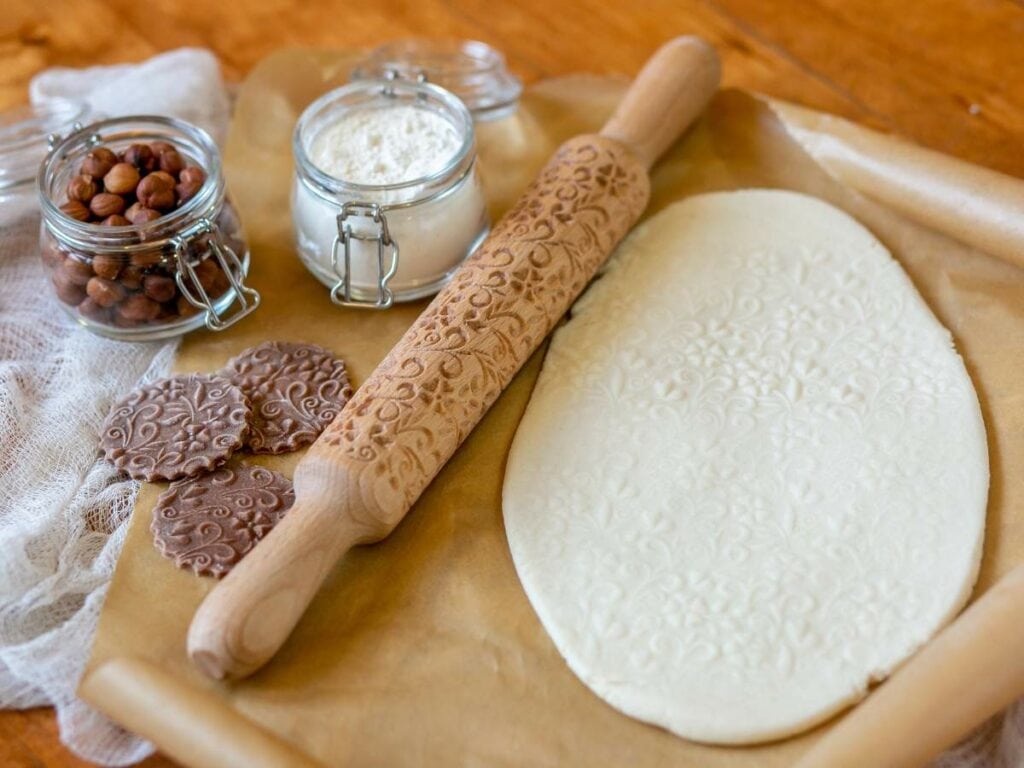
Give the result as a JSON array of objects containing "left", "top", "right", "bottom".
[
  {"left": 38, "top": 116, "right": 259, "bottom": 340},
  {"left": 351, "top": 39, "right": 522, "bottom": 122},
  {"left": 291, "top": 79, "right": 489, "bottom": 309}
]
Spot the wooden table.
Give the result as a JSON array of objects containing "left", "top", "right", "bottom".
[{"left": 1, "top": 1, "right": 1021, "bottom": 765}]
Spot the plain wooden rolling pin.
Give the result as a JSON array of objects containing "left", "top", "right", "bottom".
[
  {"left": 795, "top": 563, "right": 1024, "bottom": 768},
  {"left": 188, "top": 36, "right": 722, "bottom": 680}
]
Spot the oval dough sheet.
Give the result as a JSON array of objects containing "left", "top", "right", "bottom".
[{"left": 502, "top": 190, "right": 988, "bottom": 745}]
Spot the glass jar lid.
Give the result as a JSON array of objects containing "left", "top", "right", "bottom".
[
  {"left": 0, "top": 99, "right": 94, "bottom": 191},
  {"left": 351, "top": 39, "right": 522, "bottom": 122}
]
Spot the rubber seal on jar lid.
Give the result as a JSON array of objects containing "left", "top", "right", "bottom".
[
  {"left": 350, "top": 39, "right": 522, "bottom": 122},
  {"left": 0, "top": 99, "right": 94, "bottom": 191}
]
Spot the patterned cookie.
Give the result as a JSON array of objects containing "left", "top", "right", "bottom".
[
  {"left": 151, "top": 463, "right": 294, "bottom": 578},
  {"left": 100, "top": 373, "right": 249, "bottom": 481},
  {"left": 223, "top": 341, "right": 353, "bottom": 454}
]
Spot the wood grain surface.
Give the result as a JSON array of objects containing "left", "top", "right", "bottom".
[{"left": 1, "top": 1, "right": 1021, "bottom": 766}]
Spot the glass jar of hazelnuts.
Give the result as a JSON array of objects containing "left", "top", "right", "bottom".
[{"left": 38, "top": 115, "right": 260, "bottom": 340}]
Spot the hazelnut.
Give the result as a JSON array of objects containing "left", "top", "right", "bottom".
[
  {"left": 176, "top": 294, "right": 201, "bottom": 317},
  {"left": 53, "top": 272, "right": 87, "bottom": 306},
  {"left": 92, "top": 253, "right": 123, "bottom": 280},
  {"left": 60, "top": 256, "right": 94, "bottom": 286},
  {"left": 150, "top": 141, "right": 176, "bottom": 155},
  {"left": 175, "top": 166, "right": 207, "bottom": 205},
  {"left": 179, "top": 166, "right": 206, "bottom": 186},
  {"left": 119, "top": 294, "right": 161, "bottom": 322},
  {"left": 129, "top": 250, "right": 164, "bottom": 269},
  {"left": 126, "top": 202, "right": 163, "bottom": 224},
  {"left": 122, "top": 143, "right": 155, "bottom": 173},
  {"left": 191, "top": 257, "right": 222, "bottom": 293},
  {"left": 81, "top": 147, "right": 117, "bottom": 179},
  {"left": 176, "top": 181, "right": 201, "bottom": 206},
  {"left": 126, "top": 205, "right": 162, "bottom": 225},
  {"left": 90, "top": 192, "right": 126, "bottom": 219},
  {"left": 157, "top": 148, "right": 184, "bottom": 175},
  {"left": 103, "top": 163, "right": 140, "bottom": 195},
  {"left": 59, "top": 199, "right": 91, "bottom": 222},
  {"left": 67, "top": 174, "right": 98, "bottom": 204},
  {"left": 136, "top": 173, "right": 176, "bottom": 210},
  {"left": 77, "top": 297, "right": 111, "bottom": 323},
  {"left": 86, "top": 276, "right": 127, "bottom": 308},
  {"left": 120, "top": 265, "right": 145, "bottom": 290},
  {"left": 150, "top": 170, "right": 177, "bottom": 186},
  {"left": 143, "top": 274, "right": 177, "bottom": 303},
  {"left": 101, "top": 214, "right": 131, "bottom": 227}
]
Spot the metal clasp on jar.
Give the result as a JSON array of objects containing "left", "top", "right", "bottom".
[
  {"left": 330, "top": 202, "right": 400, "bottom": 310},
  {"left": 172, "top": 217, "right": 261, "bottom": 331},
  {"left": 382, "top": 67, "right": 429, "bottom": 93},
  {"left": 46, "top": 122, "right": 98, "bottom": 154}
]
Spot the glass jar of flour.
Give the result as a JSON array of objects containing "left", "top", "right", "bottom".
[{"left": 291, "top": 79, "right": 489, "bottom": 308}]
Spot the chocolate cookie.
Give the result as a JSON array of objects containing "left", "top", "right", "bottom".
[
  {"left": 101, "top": 373, "right": 249, "bottom": 481},
  {"left": 151, "top": 464, "right": 294, "bottom": 578},
  {"left": 223, "top": 341, "right": 352, "bottom": 454}
]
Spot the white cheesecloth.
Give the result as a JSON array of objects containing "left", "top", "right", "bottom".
[{"left": 0, "top": 47, "right": 227, "bottom": 765}]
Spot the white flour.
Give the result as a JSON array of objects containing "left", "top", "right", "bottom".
[{"left": 310, "top": 104, "right": 461, "bottom": 185}]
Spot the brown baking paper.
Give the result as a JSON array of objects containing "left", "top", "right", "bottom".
[{"left": 79, "top": 48, "right": 1024, "bottom": 768}]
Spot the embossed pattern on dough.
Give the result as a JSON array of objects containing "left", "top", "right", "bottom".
[
  {"left": 503, "top": 191, "right": 988, "bottom": 745},
  {"left": 151, "top": 464, "right": 294, "bottom": 578}
]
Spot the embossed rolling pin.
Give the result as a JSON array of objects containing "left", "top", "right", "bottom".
[{"left": 188, "top": 36, "right": 722, "bottom": 680}]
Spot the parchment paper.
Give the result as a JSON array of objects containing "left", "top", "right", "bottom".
[{"left": 79, "top": 48, "right": 1024, "bottom": 768}]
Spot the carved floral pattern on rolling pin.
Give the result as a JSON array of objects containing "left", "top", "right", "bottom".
[{"left": 317, "top": 136, "right": 650, "bottom": 521}]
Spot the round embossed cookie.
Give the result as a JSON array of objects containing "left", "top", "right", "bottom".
[
  {"left": 151, "top": 463, "right": 295, "bottom": 578},
  {"left": 223, "top": 341, "right": 353, "bottom": 454},
  {"left": 101, "top": 373, "right": 249, "bottom": 481}
]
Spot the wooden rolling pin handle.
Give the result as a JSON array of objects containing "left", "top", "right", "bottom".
[
  {"left": 187, "top": 36, "right": 721, "bottom": 681},
  {"left": 601, "top": 36, "right": 721, "bottom": 169},
  {"left": 188, "top": 455, "right": 380, "bottom": 681},
  {"left": 795, "top": 564, "right": 1024, "bottom": 768}
]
